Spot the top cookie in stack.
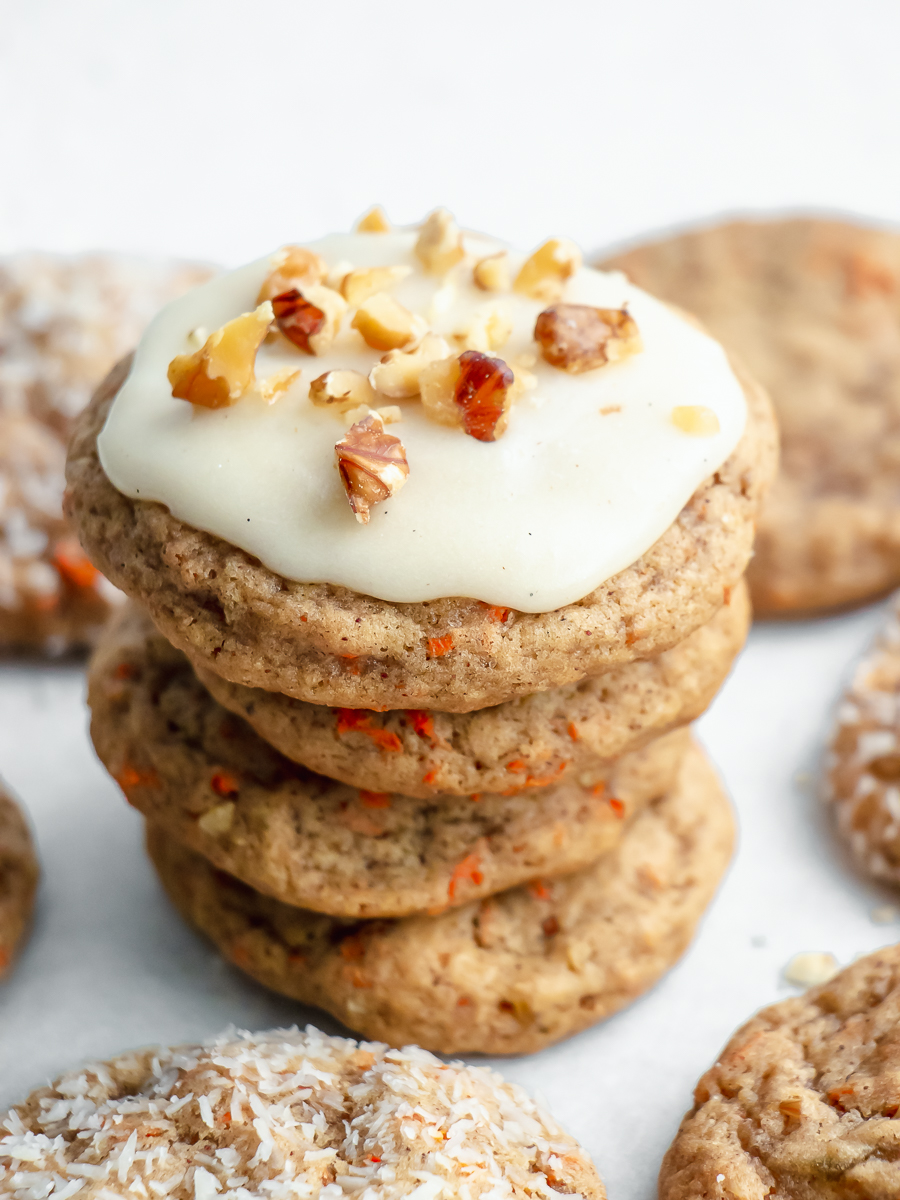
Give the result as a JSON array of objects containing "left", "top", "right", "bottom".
[{"left": 71, "top": 208, "right": 776, "bottom": 1053}]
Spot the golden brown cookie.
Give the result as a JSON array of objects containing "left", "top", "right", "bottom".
[
  {"left": 148, "top": 740, "right": 732, "bottom": 1055},
  {"left": 196, "top": 579, "right": 749, "bottom": 798},
  {"left": 67, "top": 355, "right": 776, "bottom": 711},
  {"left": 827, "top": 593, "right": 900, "bottom": 882},
  {"left": 0, "top": 1026, "right": 606, "bottom": 1200},
  {"left": 0, "top": 779, "right": 39, "bottom": 976},
  {"left": 89, "top": 603, "right": 688, "bottom": 918},
  {"left": 659, "top": 943, "right": 900, "bottom": 1199},
  {"left": 602, "top": 217, "right": 900, "bottom": 616},
  {"left": 0, "top": 411, "right": 119, "bottom": 652}
]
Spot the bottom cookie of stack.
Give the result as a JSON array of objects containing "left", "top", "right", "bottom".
[{"left": 147, "top": 741, "right": 733, "bottom": 1055}]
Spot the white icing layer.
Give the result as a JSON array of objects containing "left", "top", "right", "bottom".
[{"left": 98, "top": 229, "right": 746, "bottom": 612}]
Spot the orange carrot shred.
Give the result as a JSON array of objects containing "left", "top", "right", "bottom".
[
  {"left": 52, "top": 539, "right": 100, "bottom": 590},
  {"left": 422, "top": 768, "right": 439, "bottom": 785},
  {"left": 114, "top": 662, "right": 138, "bottom": 681},
  {"left": 406, "top": 710, "right": 435, "bottom": 741},
  {"left": 212, "top": 770, "right": 240, "bottom": 798},
  {"left": 528, "top": 879, "right": 551, "bottom": 901},
  {"left": 427, "top": 634, "right": 454, "bottom": 657},
  {"left": 567, "top": 721, "right": 579, "bottom": 741},
  {"left": 359, "top": 790, "right": 391, "bottom": 809},
  {"left": 336, "top": 709, "right": 401, "bottom": 752},
  {"left": 609, "top": 797, "right": 625, "bottom": 817},
  {"left": 505, "top": 759, "right": 527, "bottom": 773},
  {"left": 448, "top": 853, "right": 483, "bottom": 900}
]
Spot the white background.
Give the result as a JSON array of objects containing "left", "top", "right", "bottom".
[{"left": 2, "top": 2, "right": 900, "bottom": 1197}]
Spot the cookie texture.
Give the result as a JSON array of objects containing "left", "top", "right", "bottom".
[
  {"left": 67, "top": 356, "right": 776, "bottom": 711},
  {"left": 0, "top": 779, "right": 39, "bottom": 977},
  {"left": 659, "top": 943, "right": 900, "bottom": 1199},
  {"left": 89, "top": 604, "right": 688, "bottom": 918},
  {"left": 827, "top": 593, "right": 900, "bottom": 883},
  {"left": 197, "top": 579, "right": 749, "bottom": 798},
  {"left": 0, "top": 1026, "right": 605, "bottom": 1200},
  {"left": 148, "top": 741, "right": 732, "bottom": 1055},
  {"left": 602, "top": 217, "right": 900, "bottom": 615}
]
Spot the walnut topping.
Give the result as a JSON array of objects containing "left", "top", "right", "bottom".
[
  {"left": 168, "top": 303, "right": 273, "bottom": 408},
  {"left": 356, "top": 205, "right": 391, "bottom": 233},
  {"left": 256, "top": 368, "right": 302, "bottom": 403},
  {"left": 415, "top": 209, "right": 465, "bottom": 275},
  {"left": 273, "top": 284, "right": 346, "bottom": 355},
  {"left": 452, "top": 309, "right": 513, "bottom": 354},
  {"left": 340, "top": 265, "right": 412, "bottom": 307},
  {"left": 534, "top": 304, "right": 642, "bottom": 373},
  {"left": 369, "top": 332, "right": 452, "bottom": 399},
  {"left": 420, "top": 350, "right": 515, "bottom": 442},
  {"left": 514, "top": 238, "right": 582, "bottom": 301},
  {"left": 309, "top": 369, "right": 377, "bottom": 412},
  {"left": 335, "top": 411, "right": 409, "bottom": 524},
  {"left": 671, "top": 405, "right": 721, "bottom": 435},
  {"left": 256, "top": 246, "right": 327, "bottom": 303},
  {"left": 473, "top": 252, "right": 510, "bottom": 292},
  {"left": 351, "top": 292, "right": 426, "bottom": 351}
]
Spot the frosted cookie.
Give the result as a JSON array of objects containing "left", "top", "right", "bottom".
[
  {"left": 0, "top": 779, "right": 39, "bottom": 977},
  {"left": 67, "top": 213, "right": 776, "bottom": 712},
  {"left": 148, "top": 741, "right": 732, "bottom": 1055},
  {"left": 602, "top": 217, "right": 900, "bottom": 615},
  {"left": 0, "top": 1026, "right": 606, "bottom": 1200},
  {"left": 0, "top": 251, "right": 213, "bottom": 441},
  {"left": 827, "top": 593, "right": 900, "bottom": 883},
  {"left": 0, "top": 411, "right": 119, "bottom": 652},
  {"left": 198, "top": 579, "right": 749, "bottom": 798},
  {"left": 659, "top": 943, "right": 900, "bottom": 1198},
  {"left": 89, "top": 604, "right": 688, "bottom": 918}
]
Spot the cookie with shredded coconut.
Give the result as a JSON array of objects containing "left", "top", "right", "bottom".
[
  {"left": 0, "top": 252, "right": 213, "bottom": 441},
  {"left": 0, "top": 411, "right": 121, "bottom": 653},
  {"left": 88, "top": 604, "right": 688, "bottom": 918},
  {"left": 195, "top": 581, "right": 749, "bottom": 798},
  {"left": 602, "top": 217, "right": 900, "bottom": 616},
  {"left": 659, "top": 943, "right": 900, "bottom": 1198},
  {"left": 827, "top": 593, "right": 900, "bottom": 883},
  {"left": 148, "top": 740, "right": 732, "bottom": 1054},
  {"left": 66, "top": 356, "right": 776, "bottom": 712},
  {"left": 0, "top": 779, "right": 39, "bottom": 977},
  {"left": 0, "top": 1025, "right": 606, "bottom": 1200}
]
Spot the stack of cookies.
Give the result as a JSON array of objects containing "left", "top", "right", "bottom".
[{"left": 68, "top": 211, "right": 777, "bottom": 1054}]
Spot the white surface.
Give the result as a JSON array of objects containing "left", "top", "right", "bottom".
[
  {"left": 3, "top": 2, "right": 900, "bottom": 1196},
  {"left": 2, "top": 606, "right": 900, "bottom": 1199},
  {"left": 100, "top": 236, "right": 744, "bottom": 611}
]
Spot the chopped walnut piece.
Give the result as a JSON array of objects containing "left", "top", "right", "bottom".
[
  {"left": 415, "top": 209, "right": 465, "bottom": 275},
  {"left": 473, "top": 252, "right": 510, "bottom": 292},
  {"left": 273, "top": 284, "right": 346, "bottom": 355},
  {"left": 256, "top": 367, "right": 301, "bottom": 403},
  {"left": 534, "top": 304, "right": 642, "bottom": 373},
  {"left": 168, "top": 302, "right": 273, "bottom": 408},
  {"left": 671, "top": 405, "right": 721, "bottom": 435},
  {"left": 369, "top": 332, "right": 451, "bottom": 398},
  {"left": 351, "top": 292, "right": 425, "bottom": 351},
  {"left": 420, "top": 350, "right": 515, "bottom": 442},
  {"left": 309, "top": 370, "right": 377, "bottom": 412},
  {"left": 341, "top": 265, "right": 412, "bottom": 307},
  {"left": 356, "top": 205, "right": 391, "bottom": 233},
  {"left": 376, "top": 405, "right": 402, "bottom": 424},
  {"left": 335, "top": 411, "right": 409, "bottom": 524},
  {"left": 514, "top": 238, "right": 582, "bottom": 302},
  {"left": 257, "top": 246, "right": 327, "bottom": 303},
  {"left": 452, "top": 309, "right": 513, "bottom": 353}
]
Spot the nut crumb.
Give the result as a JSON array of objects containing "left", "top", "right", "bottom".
[
  {"left": 535, "top": 305, "right": 641, "bottom": 373},
  {"left": 514, "top": 239, "right": 582, "bottom": 302},
  {"left": 168, "top": 303, "right": 273, "bottom": 408},
  {"left": 341, "top": 265, "right": 412, "bottom": 307},
  {"left": 420, "top": 350, "right": 515, "bottom": 442},
  {"left": 369, "top": 332, "right": 451, "bottom": 399},
  {"left": 309, "top": 370, "right": 377, "bottom": 412},
  {"left": 197, "top": 801, "right": 235, "bottom": 836},
  {"left": 335, "top": 411, "right": 409, "bottom": 524},
  {"left": 352, "top": 293, "right": 425, "bottom": 351},
  {"left": 783, "top": 951, "right": 840, "bottom": 988},
  {"left": 375, "top": 405, "right": 402, "bottom": 425},
  {"left": 600, "top": 405, "right": 622, "bottom": 416},
  {"left": 473, "top": 252, "right": 510, "bottom": 292},
  {"left": 356, "top": 205, "right": 391, "bottom": 233},
  {"left": 273, "top": 284, "right": 346, "bottom": 355},
  {"left": 415, "top": 209, "right": 465, "bottom": 276},
  {"left": 257, "top": 246, "right": 327, "bottom": 303},
  {"left": 672, "top": 405, "right": 721, "bottom": 436},
  {"left": 452, "top": 309, "right": 513, "bottom": 354}
]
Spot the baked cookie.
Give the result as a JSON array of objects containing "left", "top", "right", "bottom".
[
  {"left": 0, "top": 1026, "right": 606, "bottom": 1200},
  {"left": 827, "top": 592, "right": 900, "bottom": 883},
  {"left": 0, "top": 411, "right": 118, "bottom": 652},
  {"left": 68, "top": 349, "right": 773, "bottom": 711},
  {"left": 659, "top": 943, "right": 900, "bottom": 1198},
  {"left": 197, "top": 578, "right": 749, "bottom": 798},
  {"left": 89, "top": 604, "right": 688, "bottom": 917},
  {"left": 602, "top": 217, "right": 900, "bottom": 616},
  {"left": 148, "top": 740, "right": 732, "bottom": 1055},
  {"left": 0, "top": 251, "right": 213, "bottom": 441},
  {"left": 0, "top": 779, "right": 39, "bottom": 977}
]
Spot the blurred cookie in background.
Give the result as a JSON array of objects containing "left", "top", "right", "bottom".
[
  {"left": 601, "top": 217, "right": 900, "bottom": 616},
  {"left": 0, "top": 253, "right": 214, "bottom": 652},
  {"left": 0, "top": 778, "right": 38, "bottom": 979}
]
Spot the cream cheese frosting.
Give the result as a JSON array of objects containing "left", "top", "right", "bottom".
[{"left": 97, "top": 222, "right": 747, "bottom": 613}]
